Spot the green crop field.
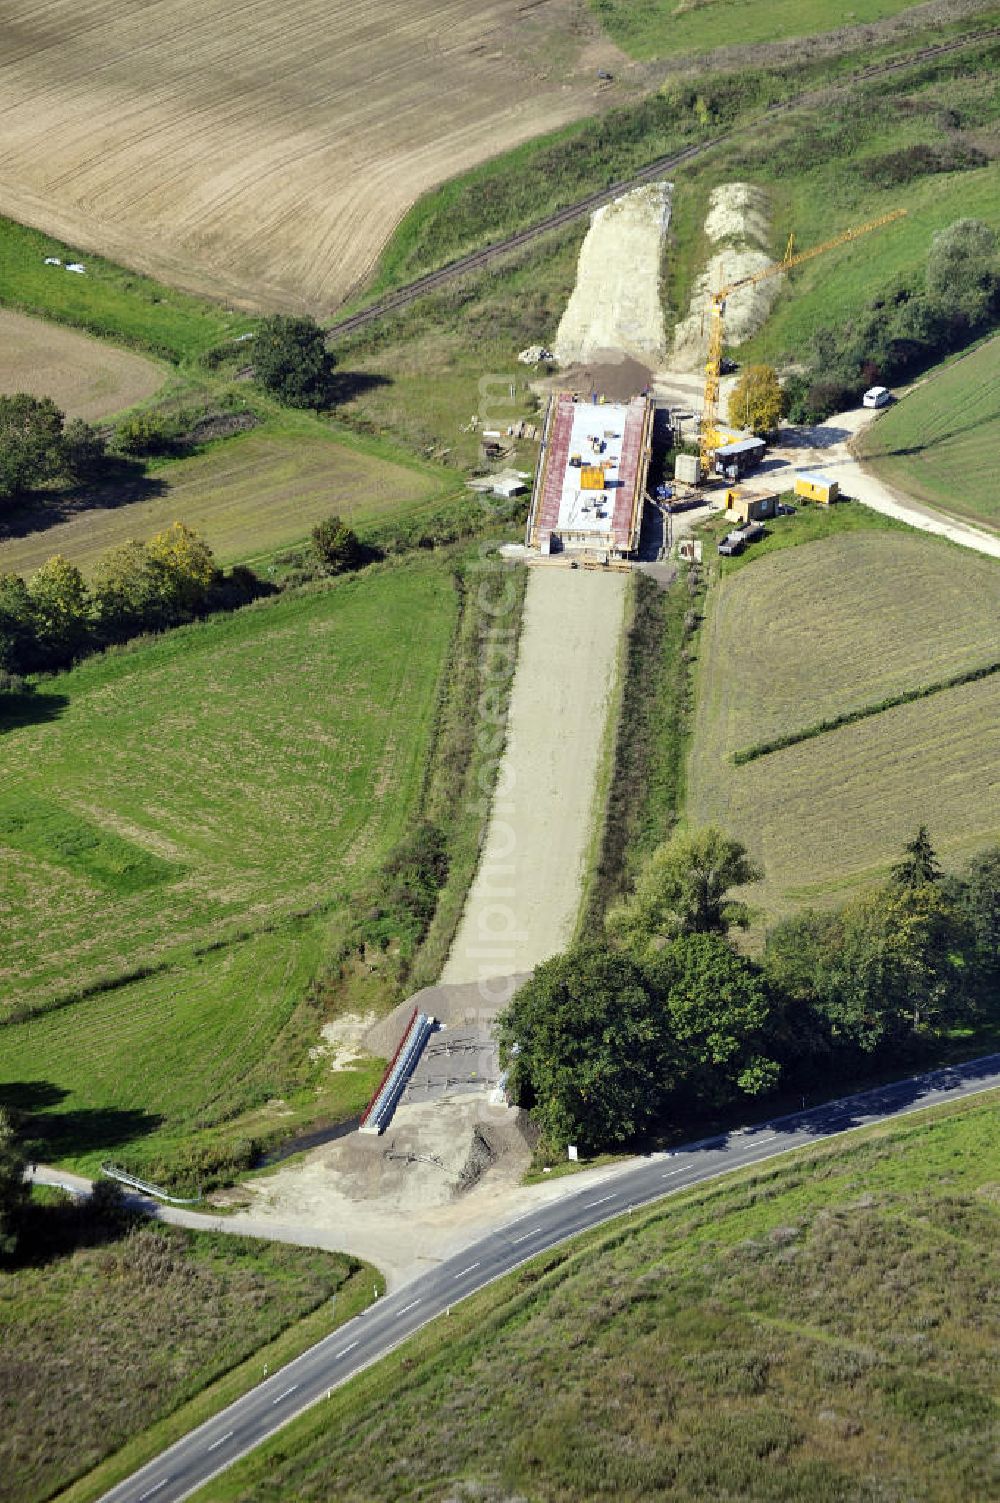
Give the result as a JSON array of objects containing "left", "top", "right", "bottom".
[
  {"left": 0, "top": 419, "right": 450, "bottom": 578},
  {"left": 589, "top": 0, "right": 921, "bottom": 61},
  {"left": 0, "top": 216, "right": 246, "bottom": 361},
  {"left": 196, "top": 1093, "right": 1000, "bottom": 1503},
  {"left": 0, "top": 558, "right": 457, "bottom": 1018},
  {"left": 0, "top": 918, "right": 383, "bottom": 1181},
  {"left": 857, "top": 337, "right": 1000, "bottom": 532},
  {"left": 687, "top": 532, "right": 1000, "bottom": 922},
  {"left": 0, "top": 1214, "right": 375, "bottom": 1503}
]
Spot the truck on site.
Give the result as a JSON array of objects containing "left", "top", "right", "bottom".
[{"left": 718, "top": 520, "right": 765, "bottom": 556}]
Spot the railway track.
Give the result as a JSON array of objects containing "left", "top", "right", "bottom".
[{"left": 325, "top": 28, "right": 999, "bottom": 343}]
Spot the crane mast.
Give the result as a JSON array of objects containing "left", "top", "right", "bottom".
[{"left": 699, "top": 208, "right": 907, "bottom": 477}]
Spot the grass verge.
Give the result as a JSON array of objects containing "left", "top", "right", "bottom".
[
  {"left": 187, "top": 1092, "right": 1000, "bottom": 1503},
  {"left": 856, "top": 335, "right": 1000, "bottom": 533},
  {"left": 583, "top": 564, "right": 706, "bottom": 921},
  {"left": 2, "top": 1211, "right": 379, "bottom": 1503},
  {"left": 0, "top": 216, "right": 248, "bottom": 362}
]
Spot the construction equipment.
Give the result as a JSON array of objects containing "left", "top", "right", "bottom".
[{"left": 699, "top": 209, "right": 907, "bottom": 477}]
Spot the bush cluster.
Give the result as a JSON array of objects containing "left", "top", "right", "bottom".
[
  {"left": 784, "top": 219, "right": 1000, "bottom": 423},
  {"left": 0, "top": 523, "right": 271, "bottom": 677},
  {"left": 353, "top": 823, "right": 450, "bottom": 957},
  {"left": 0, "top": 394, "right": 109, "bottom": 501}
]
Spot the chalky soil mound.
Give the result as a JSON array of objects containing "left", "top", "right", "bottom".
[{"left": 554, "top": 183, "right": 672, "bottom": 369}]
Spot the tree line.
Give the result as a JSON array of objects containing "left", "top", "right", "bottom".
[
  {"left": 784, "top": 218, "right": 1000, "bottom": 423},
  {"left": 0, "top": 523, "right": 268, "bottom": 682},
  {"left": 498, "top": 826, "right": 999, "bottom": 1155}
]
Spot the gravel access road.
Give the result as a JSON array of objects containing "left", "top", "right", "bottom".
[{"left": 442, "top": 566, "right": 629, "bottom": 988}]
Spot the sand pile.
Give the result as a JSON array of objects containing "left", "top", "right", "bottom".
[
  {"left": 554, "top": 183, "right": 672, "bottom": 367},
  {"left": 672, "top": 182, "right": 782, "bottom": 371}
]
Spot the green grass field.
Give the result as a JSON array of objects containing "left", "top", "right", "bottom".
[
  {"left": 0, "top": 419, "right": 451, "bottom": 578},
  {"left": 857, "top": 337, "right": 1000, "bottom": 532},
  {"left": 0, "top": 216, "right": 247, "bottom": 362},
  {"left": 0, "top": 559, "right": 457, "bottom": 1018},
  {"left": 589, "top": 0, "right": 927, "bottom": 61},
  {"left": 192, "top": 1093, "right": 1000, "bottom": 1503},
  {"left": 0, "top": 1214, "right": 376, "bottom": 1503},
  {"left": 0, "top": 918, "right": 383, "bottom": 1181},
  {"left": 687, "top": 532, "right": 1000, "bottom": 922}
]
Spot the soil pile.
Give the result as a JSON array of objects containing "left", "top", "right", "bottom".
[
  {"left": 672, "top": 182, "right": 782, "bottom": 371},
  {"left": 554, "top": 183, "right": 671, "bottom": 367}
]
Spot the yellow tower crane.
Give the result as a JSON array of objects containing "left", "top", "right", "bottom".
[{"left": 699, "top": 208, "right": 907, "bottom": 478}]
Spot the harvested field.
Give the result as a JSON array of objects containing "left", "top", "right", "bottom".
[
  {"left": 0, "top": 1, "right": 621, "bottom": 312},
  {"left": 0, "top": 309, "right": 163, "bottom": 419},
  {"left": 0, "top": 557, "right": 457, "bottom": 1016},
  {"left": 857, "top": 338, "right": 1000, "bottom": 533},
  {"left": 0, "top": 425, "right": 444, "bottom": 577},
  {"left": 695, "top": 532, "right": 1000, "bottom": 754},
  {"left": 443, "top": 566, "right": 629, "bottom": 987},
  {"left": 687, "top": 532, "right": 1000, "bottom": 921},
  {"left": 554, "top": 184, "right": 672, "bottom": 368}
]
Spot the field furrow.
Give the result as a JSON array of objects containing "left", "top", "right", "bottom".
[{"left": 0, "top": 0, "right": 616, "bottom": 310}]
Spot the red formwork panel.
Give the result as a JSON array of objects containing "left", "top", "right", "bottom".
[
  {"left": 611, "top": 398, "right": 646, "bottom": 549},
  {"left": 536, "top": 394, "right": 576, "bottom": 541}
]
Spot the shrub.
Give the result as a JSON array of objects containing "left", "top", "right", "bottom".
[{"left": 312, "top": 514, "right": 363, "bottom": 575}]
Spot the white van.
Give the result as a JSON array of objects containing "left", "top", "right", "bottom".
[{"left": 863, "top": 385, "right": 891, "bottom": 409}]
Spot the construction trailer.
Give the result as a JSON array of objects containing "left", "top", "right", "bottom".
[
  {"left": 795, "top": 472, "right": 840, "bottom": 505},
  {"left": 714, "top": 435, "right": 766, "bottom": 480},
  {"left": 728, "top": 490, "right": 778, "bottom": 525}
]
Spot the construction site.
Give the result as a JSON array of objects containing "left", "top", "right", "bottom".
[
  {"left": 514, "top": 200, "right": 909, "bottom": 566},
  {"left": 525, "top": 392, "right": 653, "bottom": 559}
]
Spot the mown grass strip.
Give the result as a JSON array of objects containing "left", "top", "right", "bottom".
[
  {"left": 733, "top": 660, "right": 1000, "bottom": 765},
  {"left": 0, "top": 794, "right": 182, "bottom": 894}
]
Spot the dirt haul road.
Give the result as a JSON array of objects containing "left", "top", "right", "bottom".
[{"left": 442, "top": 566, "right": 628, "bottom": 996}]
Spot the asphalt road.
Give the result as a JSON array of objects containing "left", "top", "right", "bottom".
[{"left": 98, "top": 1054, "right": 1000, "bottom": 1503}]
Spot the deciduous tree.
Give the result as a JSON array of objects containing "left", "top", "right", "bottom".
[
  {"left": 146, "top": 523, "right": 216, "bottom": 615},
  {"left": 0, "top": 1108, "right": 28, "bottom": 1258},
  {"left": 0, "top": 394, "right": 65, "bottom": 500},
  {"left": 27, "top": 555, "right": 89, "bottom": 661},
  {"left": 254, "top": 316, "right": 334, "bottom": 409},
  {"left": 727, "top": 364, "right": 783, "bottom": 435},
  {"left": 646, "top": 933, "right": 777, "bottom": 1106},
  {"left": 607, "top": 826, "right": 762, "bottom": 955},
  {"left": 312, "top": 514, "right": 362, "bottom": 575},
  {"left": 497, "top": 946, "right": 665, "bottom": 1152}
]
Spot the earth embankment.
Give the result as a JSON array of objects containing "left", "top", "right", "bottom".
[{"left": 442, "top": 566, "right": 629, "bottom": 991}]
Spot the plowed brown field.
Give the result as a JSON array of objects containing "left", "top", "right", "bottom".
[
  {"left": 0, "top": 1, "right": 620, "bottom": 313},
  {"left": 0, "top": 309, "right": 163, "bottom": 419}
]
